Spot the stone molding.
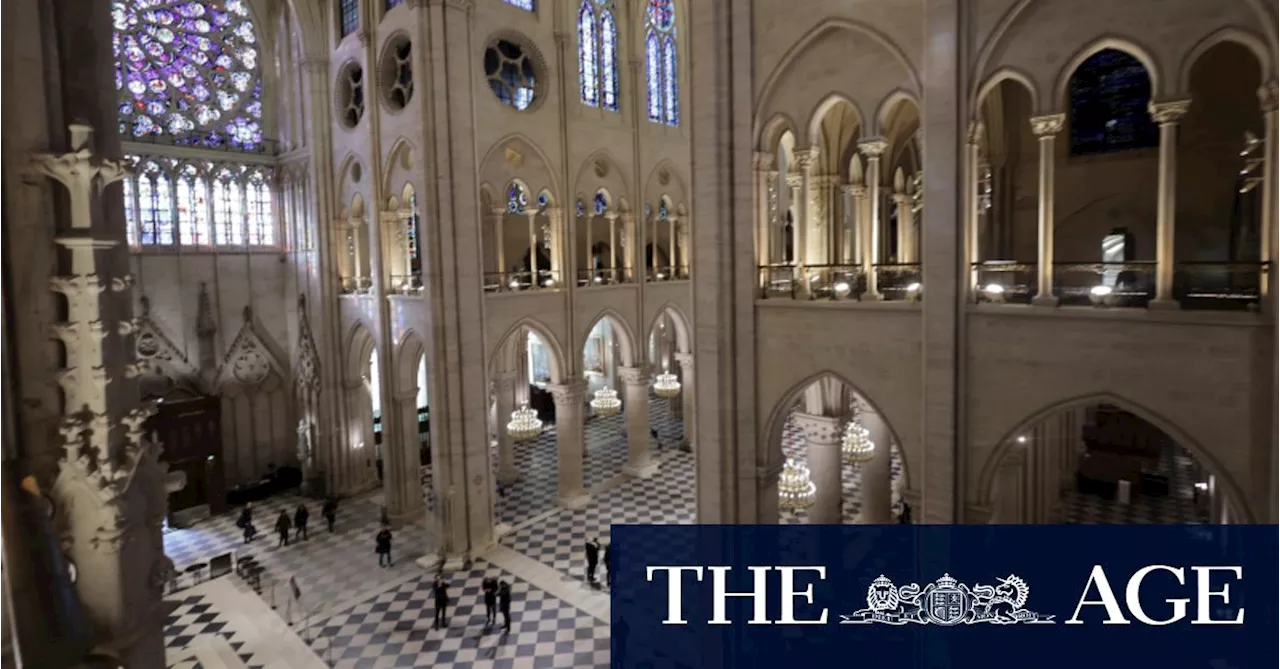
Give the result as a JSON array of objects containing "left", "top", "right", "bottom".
[
  {"left": 1029, "top": 113, "right": 1065, "bottom": 137},
  {"left": 857, "top": 137, "right": 889, "bottom": 157},
  {"left": 617, "top": 366, "right": 651, "bottom": 386},
  {"left": 546, "top": 380, "right": 587, "bottom": 405},
  {"left": 1148, "top": 100, "right": 1191, "bottom": 124}
]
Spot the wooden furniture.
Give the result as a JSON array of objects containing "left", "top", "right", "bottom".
[{"left": 144, "top": 395, "right": 227, "bottom": 518}]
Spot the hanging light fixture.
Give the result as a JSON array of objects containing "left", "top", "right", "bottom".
[
  {"left": 507, "top": 404, "right": 543, "bottom": 442},
  {"left": 652, "top": 371, "right": 681, "bottom": 399},
  {"left": 778, "top": 458, "right": 816, "bottom": 511},
  {"left": 590, "top": 387, "right": 622, "bottom": 417},
  {"left": 841, "top": 412, "right": 876, "bottom": 464}
]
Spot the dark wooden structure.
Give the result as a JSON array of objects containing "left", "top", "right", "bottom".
[{"left": 145, "top": 396, "right": 227, "bottom": 518}]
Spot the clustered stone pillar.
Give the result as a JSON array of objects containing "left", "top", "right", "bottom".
[
  {"left": 858, "top": 139, "right": 888, "bottom": 300},
  {"left": 754, "top": 152, "right": 775, "bottom": 269},
  {"left": 675, "top": 352, "right": 695, "bottom": 450},
  {"left": 620, "top": 367, "right": 657, "bottom": 477},
  {"left": 547, "top": 206, "right": 565, "bottom": 286},
  {"left": 892, "top": 191, "right": 914, "bottom": 264},
  {"left": 34, "top": 123, "right": 170, "bottom": 668},
  {"left": 794, "top": 148, "right": 818, "bottom": 291},
  {"left": 493, "top": 372, "right": 519, "bottom": 485},
  {"left": 1029, "top": 114, "right": 1064, "bottom": 306},
  {"left": 525, "top": 207, "right": 540, "bottom": 286},
  {"left": 607, "top": 212, "right": 620, "bottom": 281},
  {"left": 549, "top": 381, "right": 589, "bottom": 507},
  {"left": 858, "top": 409, "right": 894, "bottom": 523},
  {"left": 965, "top": 121, "right": 985, "bottom": 291},
  {"left": 795, "top": 413, "right": 844, "bottom": 524},
  {"left": 491, "top": 207, "right": 507, "bottom": 282},
  {"left": 1149, "top": 100, "right": 1191, "bottom": 308},
  {"left": 386, "top": 389, "right": 426, "bottom": 526}
]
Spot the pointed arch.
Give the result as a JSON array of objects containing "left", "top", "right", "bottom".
[
  {"left": 762, "top": 370, "right": 913, "bottom": 493},
  {"left": 873, "top": 88, "right": 922, "bottom": 136},
  {"left": 572, "top": 149, "right": 630, "bottom": 203},
  {"left": 478, "top": 133, "right": 560, "bottom": 200},
  {"left": 1052, "top": 36, "right": 1162, "bottom": 108},
  {"left": 599, "top": 6, "right": 620, "bottom": 111},
  {"left": 806, "top": 92, "right": 866, "bottom": 148},
  {"left": 489, "top": 316, "right": 567, "bottom": 384},
  {"left": 642, "top": 160, "right": 688, "bottom": 208},
  {"left": 645, "top": 302, "right": 691, "bottom": 354},
  {"left": 393, "top": 329, "right": 427, "bottom": 397},
  {"left": 758, "top": 112, "right": 801, "bottom": 153},
  {"left": 381, "top": 137, "right": 416, "bottom": 199},
  {"left": 580, "top": 308, "right": 638, "bottom": 369},
  {"left": 344, "top": 321, "right": 377, "bottom": 383},
  {"left": 1177, "top": 26, "right": 1274, "bottom": 95},
  {"left": 972, "top": 66, "right": 1040, "bottom": 118},
  {"left": 975, "top": 392, "right": 1253, "bottom": 523}
]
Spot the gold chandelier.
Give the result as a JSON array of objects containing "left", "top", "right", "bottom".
[
  {"left": 842, "top": 412, "right": 875, "bottom": 464},
  {"left": 652, "top": 371, "right": 681, "bottom": 399},
  {"left": 590, "top": 387, "right": 622, "bottom": 417},
  {"left": 506, "top": 404, "right": 543, "bottom": 442},
  {"left": 778, "top": 457, "right": 816, "bottom": 511}
]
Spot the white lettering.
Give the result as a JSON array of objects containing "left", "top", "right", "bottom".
[
  {"left": 1125, "top": 565, "right": 1187, "bottom": 626},
  {"left": 1191, "top": 566, "right": 1244, "bottom": 624},
  {"left": 708, "top": 566, "right": 772, "bottom": 625},
  {"left": 776, "top": 567, "right": 828, "bottom": 625},
  {"left": 646, "top": 566, "right": 704, "bottom": 625},
  {"left": 1066, "top": 565, "right": 1130, "bottom": 625}
]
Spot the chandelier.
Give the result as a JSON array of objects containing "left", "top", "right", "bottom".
[
  {"left": 590, "top": 387, "right": 622, "bottom": 417},
  {"left": 506, "top": 404, "right": 543, "bottom": 442},
  {"left": 778, "top": 458, "right": 816, "bottom": 511},
  {"left": 841, "top": 413, "right": 875, "bottom": 464},
  {"left": 653, "top": 371, "right": 681, "bottom": 399}
]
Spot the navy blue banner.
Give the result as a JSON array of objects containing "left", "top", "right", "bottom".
[{"left": 610, "top": 525, "right": 1278, "bottom": 668}]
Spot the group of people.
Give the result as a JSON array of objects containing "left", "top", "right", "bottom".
[
  {"left": 585, "top": 537, "right": 613, "bottom": 587},
  {"left": 427, "top": 574, "right": 512, "bottom": 633},
  {"left": 234, "top": 498, "right": 340, "bottom": 545}
]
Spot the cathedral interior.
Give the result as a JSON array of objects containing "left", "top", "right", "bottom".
[{"left": 1, "top": 0, "right": 1276, "bottom": 667}]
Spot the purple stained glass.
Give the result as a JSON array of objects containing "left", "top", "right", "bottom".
[
  {"left": 662, "top": 35, "right": 678, "bottom": 126},
  {"left": 600, "top": 10, "right": 618, "bottom": 111},
  {"left": 648, "top": 0, "right": 674, "bottom": 31},
  {"left": 593, "top": 191, "right": 609, "bottom": 215},
  {"left": 113, "top": 0, "right": 262, "bottom": 150},
  {"left": 507, "top": 182, "right": 528, "bottom": 214},
  {"left": 645, "top": 31, "right": 661, "bottom": 122},
  {"left": 577, "top": 0, "right": 598, "bottom": 107}
]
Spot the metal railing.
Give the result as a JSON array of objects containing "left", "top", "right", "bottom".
[
  {"left": 483, "top": 270, "right": 561, "bottom": 293},
  {"left": 803, "top": 265, "right": 864, "bottom": 300},
  {"left": 339, "top": 276, "right": 373, "bottom": 295},
  {"left": 758, "top": 265, "right": 799, "bottom": 299},
  {"left": 1052, "top": 261, "right": 1156, "bottom": 308},
  {"left": 577, "top": 267, "right": 633, "bottom": 287},
  {"left": 647, "top": 265, "right": 689, "bottom": 282},
  {"left": 388, "top": 275, "right": 424, "bottom": 296},
  {"left": 757, "top": 264, "right": 923, "bottom": 302},
  {"left": 1174, "top": 261, "right": 1268, "bottom": 311},
  {"left": 972, "top": 261, "right": 1036, "bottom": 304},
  {"left": 874, "top": 263, "right": 922, "bottom": 301}
]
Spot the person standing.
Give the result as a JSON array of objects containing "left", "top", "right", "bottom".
[
  {"left": 498, "top": 580, "right": 512, "bottom": 633},
  {"left": 322, "top": 498, "right": 337, "bottom": 533},
  {"left": 482, "top": 577, "right": 498, "bottom": 628},
  {"left": 376, "top": 525, "right": 393, "bottom": 567},
  {"left": 237, "top": 504, "right": 256, "bottom": 543},
  {"left": 275, "top": 510, "right": 292, "bottom": 547},
  {"left": 432, "top": 575, "right": 450, "bottom": 629},
  {"left": 604, "top": 542, "right": 613, "bottom": 587},
  {"left": 294, "top": 504, "right": 310, "bottom": 541},
  {"left": 585, "top": 538, "right": 601, "bottom": 584}
]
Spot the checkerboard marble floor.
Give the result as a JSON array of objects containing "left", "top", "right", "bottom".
[
  {"left": 778, "top": 414, "right": 905, "bottom": 525},
  {"left": 165, "top": 593, "right": 263, "bottom": 669}
]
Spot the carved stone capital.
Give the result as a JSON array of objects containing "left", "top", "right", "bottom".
[
  {"left": 753, "top": 151, "right": 775, "bottom": 171},
  {"left": 849, "top": 185, "right": 869, "bottom": 199},
  {"left": 857, "top": 138, "right": 889, "bottom": 158},
  {"left": 617, "top": 366, "right": 650, "bottom": 386},
  {"left": 792, "top": 412, "right": 844, "bottom": 445},
  {"left": 1260, "top": 81, "right": 1279, "bottom": 113},
  {"left": 792, "top": 148, "right": 819, "bottom": 172},
  {"left": 892, "top": 193, "right": 910, "bottom": 205},
  {"left": 966, "top": 120, "right": 986, "bottom": 145},
  {"left": 674, "top": 352, "right": 693, "bottom": 369},
  {"left": 1029, "top": 114, "right": 1065, "bottom": 137},
  {"left": 1148, "top": 100, "right": 1191, "bottom": 125},
  {"left": 546, "top": 380, "right": 587, "bottom": 406}
]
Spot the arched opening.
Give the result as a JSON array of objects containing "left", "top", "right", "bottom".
[
  {"left": 579, "top": 189, "right": 626, "bottom": 285},
  {"left": 980, "top": 401, "right": 1236, "bottom": 524},
  {"left": 768, "top": 374, "right": 909, "bottom": 525},
  {"left": 872, "top": 94, "right": 922, "bottom": 300},
  {"left": 644, "top": 195, "right": 682, "bottom": 281},
  {"left": 581, "top": 315, "right": 633, "bottom": 487},
  {"left": 805, "top": 96, "right": 863, "bottom": 296},
  {"left": 646, "top": 307, "right": 692, "bottom": 451},
  {"left": 972, "top": 76, "right": 1038, "bottom": 302},
  {"left": 386, "top": 182, "right": 423, "bottom": 294},
  {"left": 487, "top": 180, "right": 554, "bottom": 292},
  {"left": 367, "top": 346, "right": 384, "bottom": 482}
]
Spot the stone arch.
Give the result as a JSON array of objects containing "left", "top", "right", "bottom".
[
  {"left": 872, "top": 88, "right": 921, "bottom": 136},
  {"left": 972, "top": 66, "right": 1040, "bottom": 118},
  {"left": 974, "top": 392, "right": 1253, "bottom": 523},
  {"left": 805, "top": 92, "right": 867, "bottom": 149},
  {"left": 762, "top": 370, "right": 913, "bottom": 492},
  {"left": 381, "top": 137, "right": 416, "bottom": 199},
  {"left": 1177, "top": 26, "right": 1274, "bottom": 95},
  {"left": 757, "top": 112, "right": 800, "bottom": 154},
  {"left": 478, "top": 133, "right": 560, "bottom": 199},
  {"left": 489, "top": 316, "right": 567, "bottom": 384},
  {"left": 336, "top": 153, "right": 364, "bottom": 204},
  {"left": 580, "top": 308, "right": 638, "bottom": 368},
  {"left": 572, "top": 149, "right": 631, "bottom": 205},
  {"left": 642, "top": 160, "right": 688, "bottom": 209},
  {"left": 645, "top": 302, "right": 691, "bottom": 354},
  {"left": 393, "top": 329, "right": 427, "bottom": 397},
  {"left": 1053, "top": 36, "right": 1162, "bottom": 108},
  {"left": 344, "top": 322, "right": 376, "bottom": 383}
]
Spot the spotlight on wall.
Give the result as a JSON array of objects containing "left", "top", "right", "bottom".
[
  {"left": 1088, "top": 284, "right": 1113, "bottom": 307},
  {"left": 508, "top": 278, "right": 520, "bottom": 290},
  {"left": 1194, "top": 481, "right": 1209, "bottom": 492},
  {"left": 833, "top": 281, "right": 851, "bottom": 298},
  {"left": 905, "top": 282, "right": 922, "bottom": 303},
  {"left": 593, "top": 275, "right": 604, "bottom": 283},
  {"left": 983, "top": 283, "right": 1006, "bottom": 303},
  {"left": 542, "top": 278, "right": 554, "bottom": 287},
  {"left": 1016, "top": 435, "right": 1028, "bottom": 445}
]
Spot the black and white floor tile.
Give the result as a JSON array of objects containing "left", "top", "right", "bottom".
[
  {"left": 778, "top": 414, "right": 905, "bottom": 525},
  {"left": 164, "top": 594, "right": 263, "bottom": 669}
]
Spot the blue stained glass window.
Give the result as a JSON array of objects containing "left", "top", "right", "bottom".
[
  {"left": 593, "top": 191, "right": 609, "bottom": 215},
  {"left": 658, "top": 200, "right": 669, "bottom": 221},
  {"left": 1069, "top": 49, "right": 1157, "bottom": 156},
  {"left": 407, "top": 193, "right": 421, "bottom": 269},
  {"left": 123, "top": 176, "right": 138, "bottom": 246},
  {"left": 212, "top": 169, "right": 245, "bottom": 245},
  {"left": 537, "top": 191, "right": 550, "bottom": 211},
  {"left": 600, "top": 10, "right": 619, "bottom": 111},
  {"left": 339, "top": 0, "right": 359, "bottom": 37},
  {"left": 576, "top": 199, "right": 586, "bottom": 217},
  {"left": 503, "top": 0, "right": 535, "bottom": 10},
  {"left": 508, "top": 182, "right": 529, "bottom": 214},
  {"left": 112, "top": 0, "right": 264, "bottom": 151},
  {"left": 386, "top": 0, "right": 404, "bottom": 10},
  {"left": 578, "top": 1, "right": 598, "bottom": 107},
  {"left": 645, "top": 0, "right": 678, "bottom": 127}
]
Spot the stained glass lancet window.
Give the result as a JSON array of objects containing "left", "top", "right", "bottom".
[
  {"left": 113, "top": 0, "right": 264, "bottom": 151},
  {"left": 123, "top": 176, "right": 139, "bottom": 246},
  {"left": 1068, "top": 49, "right": 1157, "bottom": 156},
  {"left": 508, "top": 182, "right": 529, "bottom": 214},
  {"left": 213, "top": 168, "right": 246, "bottom": 245},
  {"left": 176, "top": 165, "right": 210, "bottom": 245},
  {"left": 645, "top": 0, "right": 678, "bottom": 126},
  {"left": 503, "top": 0, "right": 535, "bottom": 10},
  {"left": 245, "top": 170, "right": 274, "bottom": 246},
  {"left": 340, "top": 0, "right": 360, "bottom": 37},
  {"left": 593, "top": 191, "right": 610, "bottom": 216},
  {"left": 578, "top": 0, "right": 618, "bottom": 111}
]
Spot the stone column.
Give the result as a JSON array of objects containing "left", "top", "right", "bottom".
[
  {"left": 606, "top": 212, "right": 620, "bottom": 281},
  {"left": 525, "top": 207, "right": 540, "bottom": 284},
  {"left": 966, "top": 122, "right": 985, "bottom": 291},
  {"left": 493, "top": 372, "right": 519, "bottom": 485},
  {"left": 794, "top": 148, "right": 818, "bottom": 292},
  {"left": 850, "top": 185, "right": 867, "bottom": 270},
  {"left": 1024, "top": 421, "right": 1061, "bottom": 523},
  {"left": 893, "top": 193, "right": 912, "bottom": 264},
  {"left": 668, "top": 215, "right": 679, "bottom": 274},
  {"left": 1030, "top": 114, "right": 1064, "bottom": 306},
  {"left": 858, "top": 409, "right": 894, "bottom": 523},
  {"left": 675, "top": 352, "right": 695, "bottom": 450},
  {"left": 386, "top": 391, "right": 426, "bottom": 526},
  {"left": 1149, "top": 100, "right": 1192, "bottom": 308},
  {"left": 619, "top": 367, "right": 658, "bottom": 477},
  {"left": 547, "top": 206, "right": 564, "bottom": 285},
  {"left": 754, "top": 152, "right": 775, "bottom": 267},
  {"left": 993, "top": 447, "right": 1028, "bottom": 523},
  {"left": 548, "top": 381, "right": 589, "bottom": 507},
  {"left": 490, "top": 206, "right": 506, "bottom": 280},
  {"left": 1259, "top": 82, "right": 1278, "bottom": 302},
  {"left": 794, "top": 413, "right": 844, "bottom": 524},
  {"left": 858, "top": 139, "right": 888, "bottom": 300}
]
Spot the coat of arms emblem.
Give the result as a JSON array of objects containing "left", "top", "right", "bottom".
[{"left": 841, "top": 573, "right": 1055, "bottom": 626}]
